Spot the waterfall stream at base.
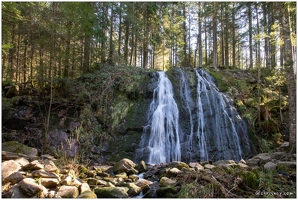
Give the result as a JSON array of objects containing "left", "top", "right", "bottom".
[
  {"left": 136, "top": 71, "right": 181, "bottom": 165},
  {"left": 135, "top": 68, "right": 250, "bottom": 164}
]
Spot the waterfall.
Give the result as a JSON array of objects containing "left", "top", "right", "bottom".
[
  {"left": 135, "top": 68, "right": 250, "bottom": 164},
  {"left": 136, "top": 71, "right": 181, "bottom": 164},
  {"left": 193, "top": 69, "right": 245, "bottom": 161}
]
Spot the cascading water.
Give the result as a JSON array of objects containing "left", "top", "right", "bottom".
[
  {"left": 192, "top": 69, "right": 247, "bottom": 162},
  {"left": 135, "top": 68, "right": 250, "bottom": 164},
  {"left": 135, "top": 71, "right": 181, "bottom": 164}
]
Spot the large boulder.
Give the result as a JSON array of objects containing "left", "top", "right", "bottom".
[
  {"left": 19, "top": 178, "right": 45, "bottom": 197},
  {"left": 2, "top": 160, "right": 21, "bottom": 181},
  {"left": 2, "top": 141, "right": 38, "bottom": 156},
  {"left": 3, "top": 171, "right": 24, "bottom": 184},
  {"left": 94, "top": 187, "right": 129, "bottom": 198},
  {"left": 113, "top": 158, "right": 138, "bottom": 175}
]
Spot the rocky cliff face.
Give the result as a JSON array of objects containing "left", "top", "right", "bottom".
[{"left": 2, "top": 65, "right": 252, "bottom": 165}]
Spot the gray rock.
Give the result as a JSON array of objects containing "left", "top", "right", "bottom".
[
  {"left": 189, "top": 162, "right": 204, "bottom": 171},
  {"left": 11, "top": 185, "right": 29, "bottom": 198},
  {"left": 61, "top": 175, "right": 72, "bottom": 185},
  {"left": 55, "top": 185, "right": 79, "bottom": 198},
  {"left": 246, "top": 158, "right": 260, "bottom": 168},
  {"left": 14, "top": 157, "right": 30, "bottom": 167},
  {"left": 22, "top": 160, "right": 44, "bottom": 170},
  {"left": 213, "top": 160, "right": 236, "bottom": 166},
  {"left": 3, "top": 171, "right": 23, "bottom": 184},
  {"left": 252, "top": 153, "right": 271, "bottom": 164},
  {"left": 204, "top": 164, "right": 216, "bottom": 169},
  {"left": 2, "top": 160, "right": 21, "bottom": 181},
  {"left": 113, "top": 158, "right": 137, "bottom": 175},
  {"left": 264, "top": 162, "right": 277, "bottom": 170},
  {"left": 32, "top": 170, "right": 60, "bottom": 179},
  {"left": 44, "top": 159, "right": 58, "bottom": 172},
  {"left": 41, "top": 178, "right": 59, "bottom": 188},
  {"left": 19, "top": 178, "right": 44, "bottom": 197}
]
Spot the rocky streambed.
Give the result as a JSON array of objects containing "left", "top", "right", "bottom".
[{"left": 1, "top": 141, "right": 296, "bottom": 198}]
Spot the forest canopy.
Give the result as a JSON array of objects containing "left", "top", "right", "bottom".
[{"left": 1, "top": 2, "right": 296, "bottom": 86}]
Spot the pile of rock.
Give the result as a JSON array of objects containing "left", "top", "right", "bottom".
[{"left": 1, "top": 141, "right": 296, "bottom": 198}]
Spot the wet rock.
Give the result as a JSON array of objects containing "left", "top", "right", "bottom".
[
  {"left": 55, "top": 185, "right": 79, "bottom": 198},
  {"left": 2, "top": 160, "right": 21, "bottom": 181},
  {"left": 137, "top": 160, "right": 147, "bottom": 173},
  {"left": 77, "top": 190, "right": 97, "bottom": 198},
  {"left": 3, "top": 171, "right": 23, "bottom": 184},
  {"left": 113, "top": 158, "right": 138, "bottom": 175},
  {"left": 94, "top": 187, "right": 129, "bottom": 198},
  {"left": 19, "top": 178, "right": 44, "bottom": 197}
]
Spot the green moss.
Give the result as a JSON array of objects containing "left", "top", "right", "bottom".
[
  {"left": 156, "top": 186, "right": 177, "bottom": 197},
  {"left": 241, "top": 171, "right": 260, "bottom": 190}
]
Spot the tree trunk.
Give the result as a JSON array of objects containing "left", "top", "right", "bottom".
[
  {"left": 224, "top": 5, "right": 229, "bottom": 67},
  {"left": 198, "top": 3, "right": 203, "bottom": 68},
  {"left": 281, "top": 3, "right": 296, "bottom": 150},
  {"left": 212, "top": 2, "right": 218, "bottom": 68},
  {"left": 248, "top": 3, "right": 253, "bottom": 69},
  {"left": 232, "top": 3, "right": 236, "bottom": 67}
]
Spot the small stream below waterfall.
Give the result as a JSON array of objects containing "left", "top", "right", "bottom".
[{"left": 135, "top": 68, "right": 250, "bottom": 164}]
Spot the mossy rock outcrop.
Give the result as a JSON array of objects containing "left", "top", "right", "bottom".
[{"left": 2, "top": 141, "right": 38, "bottom": 156}]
